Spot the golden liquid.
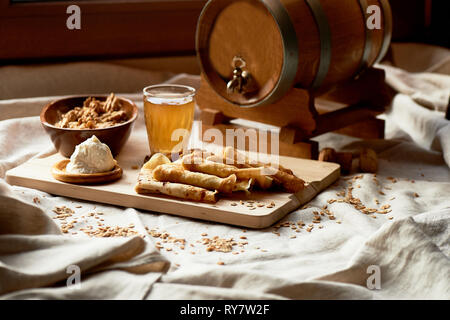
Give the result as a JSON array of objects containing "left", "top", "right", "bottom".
[{"left": 143, "top": 98, "right": 195, "bottom": 154}]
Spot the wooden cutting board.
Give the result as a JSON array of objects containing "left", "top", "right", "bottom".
[{"left": 5, "top": 147, "right": 340, "bottom": 229}]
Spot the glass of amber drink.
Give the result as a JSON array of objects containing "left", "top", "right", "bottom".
[{"left": 143, "top": 84, "right": 196, "bottom": 155}]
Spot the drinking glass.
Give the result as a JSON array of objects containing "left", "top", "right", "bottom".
[{"left": 143, "top": 84, "right": 196, "bottom": 155}]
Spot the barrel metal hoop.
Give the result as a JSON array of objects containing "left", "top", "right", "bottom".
[
  {"left": 195, "top": 0, "right": 299, "bottom": 108},
  {"left": 305, "top": 0, "right": 331, "bottom": 89},
  {"left": 374, "top": 0, "right": 392, "bottom": 64},
  {"left": 247, "top": 0, "right": 299, "bottom": 108},
  {"left": 355, "top": 0, "right": 372, "bottom": 76}
]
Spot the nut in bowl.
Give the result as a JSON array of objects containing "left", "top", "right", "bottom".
[{"left": 40, "top": 93, "right": 138, "bottom": 157}]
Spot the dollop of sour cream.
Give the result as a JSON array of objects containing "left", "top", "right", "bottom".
[{"left": 66, "top": 135, "right": 115, "bottom": 174}]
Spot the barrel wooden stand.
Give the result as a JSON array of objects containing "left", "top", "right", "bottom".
[{"left": 197, "top": 67, "right": 390, "bottom": 160}]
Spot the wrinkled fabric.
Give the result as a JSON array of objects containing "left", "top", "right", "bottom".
[
  {"left": 0, "top": 44, "right": 449, "bottom": 300},
  {"left": 0, "top": 179, "right": 169, "bottom": 298}
]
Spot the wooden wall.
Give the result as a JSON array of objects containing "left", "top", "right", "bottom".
[{"left": 0, "top": 0, "right": 447, "bottom": 64}]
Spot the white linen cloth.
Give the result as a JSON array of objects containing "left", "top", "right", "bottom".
[{"left": 0, "top": 44, "right": 449, "bottom": 299}]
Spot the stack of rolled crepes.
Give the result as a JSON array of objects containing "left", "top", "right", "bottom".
[{"left": 135, "top": 147, "right": 305, "bottom": 203}]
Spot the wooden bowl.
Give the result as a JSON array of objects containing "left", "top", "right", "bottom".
[
  {"left": 52, "top": 159, "right": 123, "bottom": 184},
  {"left": 40, "top": 95, "right": 138, "bottom": 158}
]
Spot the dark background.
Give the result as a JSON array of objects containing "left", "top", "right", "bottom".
[
  {"left": 390, "top": 0, "right": 448, "bottom": 48},
  {"left": 0, "top": 0, "right": 448, "bottom": 63}
]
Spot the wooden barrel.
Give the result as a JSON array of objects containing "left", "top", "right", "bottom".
[{"left": 196, "top": 0, "right": 392, "bottom": 107}]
